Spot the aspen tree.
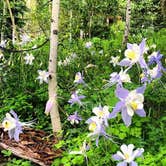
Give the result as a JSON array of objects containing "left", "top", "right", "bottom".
[
  {"left": 122, "top": 0, "right": 131, "bottom": 46},
  {"left": 48, "top": 0, "right": 62, "bottom": 133}
]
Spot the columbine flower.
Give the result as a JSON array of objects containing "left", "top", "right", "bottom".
[
  {"left": 68, "top": 91, "right": 85, "bottom": 106},
  {"left": 0, "top": 40, "right": 6, "bottom": 48},
  {"left": 24, "top": 53, "right": 35, "bottom": 65},
  {"left": 148, "top": 51, "right": 163, "bottom": 65},
  {"left": 149, "top": 63, "right": 165, "bottom": 79},
  {"left": 109, "top": 85, "right": 146, "bottom": 126},
  {"left": 110, "top": 56, "right": 120, "bottom": 67},
  {"left": 2, "top": 110, "right": 33, "bottom": 142},
  {"left": 36, "top": 70, "right": 49, "bottom": 84},
  {"left": 92, "top": 106, "right": 110, "bottom": 126},
  {"left": 119, "top": 39, "right": 147, "bottom": 69},
  {"left": 105, "top": 69, "right": 131, "bottom": 88},
  {"left": 85, "top": 41, "right": 92, "bottom": 49},
  {"left": 67, "top": 112, "right": 82, "bottom": 125},
  {"left": 74, "top": 72, "right": 85, "bottom": 84},
  {"left": 112, "top": 144, "right": 144, "bottom": 166},
  {"left": 86, "top": 116, "right": 107, "bottom": 146},
  {"left": 140, "top": 63, "right": 165, "bottom": 83},
  {"left": 20, "top": 33, "right": 31, "bottom": 45}
]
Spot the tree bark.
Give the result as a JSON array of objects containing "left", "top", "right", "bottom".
[
  {"left": 122, "top": 0, "right": 131, "bottom": 46},
  {"left": 48, "top": 0, "right": 62, "bottom": 133}
]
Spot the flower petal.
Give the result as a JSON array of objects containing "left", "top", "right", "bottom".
[
  {"left": 136, "top": 85, "right": 146, "bottom": 94},
  {"left": 139, "top": 39, "right": 146, "bottom": 55},
  {"left": 112, "top": 153, "right": 123, "bottom": 161},
  {"left": 122, "top": 108, "right": 132, "bottom": 126},
  {"left": 133, "top": 148, "right": 144, "bottom": 158},
  {"left": 117, "top": 161, "right": 127, "bottom": 166},
  {"left": 120, "top": 144, "right": 128, "bottom": 154},
  {"left": 116, "top": 86, "right": 129, "bottom": 99},
  {"left": 127, "top": 43, "right": 133, "bottom": 49},
  {"left": 130, "top": 161, "right": 138, "bottom": 166},
  {"left": 135, "top": 109, "right": 146, "bottom": 117},
  {"left": 126, "top": 106, "right": 134, "bottom": 117},
  {"left": 119, "top": 59, "right": 131, "bottom": 67},
  {"left": 109, "top": 101, "right": 124, "bottom": 118}
]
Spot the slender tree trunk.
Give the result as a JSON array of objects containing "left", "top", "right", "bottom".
[
  {"left": 69, "top": 10, "right": 72, "bottom": 42},
  {"left": 48, "top": 0, "right": 62, "bottom": 133},
  {"left": 5, "top": 0, "right": 16, "bottom": 44},
  {"left": 122, "top": 0, "right": 131, "bottom": 46},
  {"left": 1, "top": 1, "right": 6, "bottom": 41}
]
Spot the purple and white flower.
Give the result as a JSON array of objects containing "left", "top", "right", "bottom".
[
  {"left": 119, "top": 39, "right": 147, "bottom": 69},
  {"left": 140, "top": 63, "right": 165, "bottom": 83},
  {"left": 86, "top": 116, "right": 107, "bottom": 146},
  {"left": 112, "top": 144, "right": 144, "bottom": 166},
  {"left": 2, "top": 110, "right": 33, "bottom": 142},
  {"left": 105, "top": 69, "right": 131, "bottom": 87},
  {"left": 67, "top": 112, "right": 82, "bottom": 125},
  {"left": 109, "top": 85, "right": 146, "bottom": 126},
  {"left": 74, "top": 72, "right": 85, "bottom": 84},
  {"left": 36, "top": 70, "right": 49, "bottom": 84},
  {"left": 68, "top": 90, "right": 85, "bottom": 106},
  {"left": 92, "top": 106, "right": 110, "bottom": 126},
  {"left": 148, "top": 51, "right": 163, "bottom": 65},
  {"left": 24, "top": 53, "right": 35, "bottom": 65}
]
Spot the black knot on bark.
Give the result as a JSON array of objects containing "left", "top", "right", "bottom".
[{"left": 53, "top": 30, "right": 58, "bottom": 35}]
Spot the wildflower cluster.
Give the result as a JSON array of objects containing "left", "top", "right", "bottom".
[
  {"left": 67, "top": 72, "right": 85, "bottom": 124},
  {"left": 69, "top": 39, "right": 165, "bottom": 165},
  {"left": 58, "top": 53, "right": 77, "bottom": 67}
]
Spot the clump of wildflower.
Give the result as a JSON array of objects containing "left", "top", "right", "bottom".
[
  {"left": 110, "top": 85, "right": 146, "bottom": 126},
  {"left": 86, "top": 105, "right": 114, "bottom": 146},
  {"left": 74, "top": 72, "right": 85, "bottom": 84},
  {"left": 68, "top": 90, "right": 85, "bottom": 106},
  {"left": 112, "top": 144, "right": 144, "bottom": 166},
  {"left": 36, "top": 70, "right": 49, "bottom": 84},
  {"left": 58, "top": 53, "right": 77, "bottom": 67},
  {"left": 24, "top": 53, "right": 35, "bottom": 65},
  {"left": 67, "top": 112, "right": 82, "bottom": 125},
  {"left": 2, "top": 110, "right": 34, "bottom": 142}
]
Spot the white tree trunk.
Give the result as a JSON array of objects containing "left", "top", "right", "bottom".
[
  {"left": 122, "top": 0, "right": 131, "bottom": 46},
  {"left": 48, "top": 0, "right": 62, "bottom": 133}
]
